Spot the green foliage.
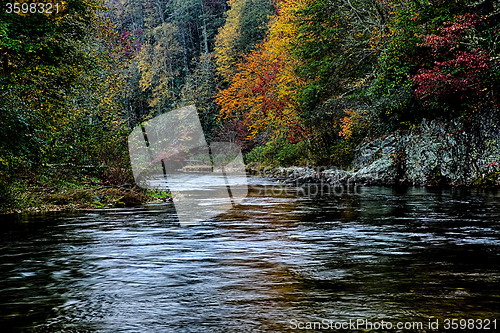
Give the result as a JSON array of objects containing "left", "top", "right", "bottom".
[
  {"left": 180, "top": 53, "right": 219, "bottom": 141},
  {"left": 0, "top": 0, "right": 105, "bottom": 93},
  {"left": 294, "top": 0, "right": 388, "bottom": 115},
  {"left": 3, "top": 0, "right": 499, "bottom": 205},
  {"left": 287, "top": 0, "right": 389, "bottom": 165},
  {"left": 239, "top": 0, "right": 275, "bottom": 52},
  {"left": 0, "top": 0, "right": 135, "bottom": 191},
  {"left": 328, "top": 140, "right": 357, "bottom": 168},
  {"left": 0, "top": 0, "right": 106, "bottom": 192},
  {"left": 473, "top": 172, "right": 500, "bottom": 188},
  {"left": 367, "top": 0, "right": 492, "bottom": 130},
  {"left": 136, "top": 23, "right": 182, "bottom": 114},
  {"left": 244, "top": 134, "right": 357, "bottom": 168},
  {"left": 0, "top": 90, "right": 42, "bottom": 167},
  {"left": 275, "top": 141, "right": 308, "bottom": 166},
  {"left": 111, "top": 0, "right": 227, "bottom": 125},
  {"left": 0, "top": 169, "right": 156, "bottom": 214},
  {"left": 245, "top": 139, "right": 309, "bottom": 166}
]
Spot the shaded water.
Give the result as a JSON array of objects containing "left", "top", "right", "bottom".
[{"left": 1, "top": 180, "right": 499, "bottom": 332}]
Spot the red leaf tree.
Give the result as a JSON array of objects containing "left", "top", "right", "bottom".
[{"left": 412, "top": 14, "right": 497, "bottom": 114}]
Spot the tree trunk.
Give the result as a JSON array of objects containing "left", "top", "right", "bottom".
[{"left": 199, "top": 0, "right": 209, "bottom": 54}]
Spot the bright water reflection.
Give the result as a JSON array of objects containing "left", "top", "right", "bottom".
[{"left": 1, "top": 181, "right": 499, "bottom": 332}]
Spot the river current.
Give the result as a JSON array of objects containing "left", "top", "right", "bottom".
[{"left": 1, "top": 179, "right": 499, "bottom": 332}]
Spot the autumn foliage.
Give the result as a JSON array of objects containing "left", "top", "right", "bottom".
[
  {"left": 215, "top": 0, "right": 307, "bottom": 148},
  {"left": 412, "top": 14, "right": 497, "bottom": 113},
  {"left": 214, "top": 0, "right": 500, "bottom": 166},
  {"left": 3, "top": 0, "right": 500, "bottom": 186}
]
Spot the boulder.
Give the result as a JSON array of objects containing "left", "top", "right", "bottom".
[{"left": 350, "top": 113, "right": 500, "bottom": 186}]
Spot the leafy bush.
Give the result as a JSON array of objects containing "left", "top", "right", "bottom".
[
  {"left": 245, "top": 139, "right": 309, "bottom": 166},
  {"left": 369, "top": 0, "right": 499, "bottom": 130}
]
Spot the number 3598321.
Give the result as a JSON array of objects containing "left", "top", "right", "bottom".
[{"left": 5, "top": 3, "right": 61, "bottom": 14}]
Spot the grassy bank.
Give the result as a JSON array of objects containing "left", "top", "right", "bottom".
[{"left": 0, "top": 169, "right": 171, "bottom": 215}]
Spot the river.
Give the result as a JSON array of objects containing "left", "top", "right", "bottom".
[{"left": 1, "top": 179, "right": 499, "bottom": 332}]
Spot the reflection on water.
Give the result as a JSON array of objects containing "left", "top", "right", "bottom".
[{"left": 1, "top": 181, "right": 499, "bottom": 332}]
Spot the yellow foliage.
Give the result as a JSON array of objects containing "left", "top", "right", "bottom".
[
  {"left": 214, "top": 0, "right": 244, "bottom": 81},
  {"left": 137, "top": 23, "right": 181, "bottom": 111},
  {"left": 339, "top": 116, "right": 353, "bottom": 138},
  {"left": 215, "top": 0, "right": 310, "bottom": 140}
]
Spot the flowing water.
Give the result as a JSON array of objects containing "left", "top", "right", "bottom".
[{"left": 1, "top": 179, "right": 499, "bottom": 332}]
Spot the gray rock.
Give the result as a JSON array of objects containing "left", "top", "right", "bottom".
[
  {"left": 350, "top": 113, "right": 500, "bottom": 186},
  {"left": 266, "top": 111, "right": 500, "bottom": 187}
]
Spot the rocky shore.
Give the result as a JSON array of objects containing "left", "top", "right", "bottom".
[{"left": 260, "top": 115, "right": 500, "bottom": 187}]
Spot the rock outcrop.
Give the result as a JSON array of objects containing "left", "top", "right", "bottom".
[{"left": 269, "top": 112, "right": 500, "bottom": 186}]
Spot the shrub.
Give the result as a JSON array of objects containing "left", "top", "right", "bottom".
[{"left": 245, "top": 139, "right": 309, "bottom": 166}]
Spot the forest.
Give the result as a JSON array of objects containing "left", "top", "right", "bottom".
[{"left": 1, "top": 0, "right": 500, "bottom": 211}]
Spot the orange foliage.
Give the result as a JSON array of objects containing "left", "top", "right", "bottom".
[
  {"left": 215, "top": 0, "right": 309, "bottom": 141},
  {"left": 339, "top": 116, "right": 353, "bottom": 138}
]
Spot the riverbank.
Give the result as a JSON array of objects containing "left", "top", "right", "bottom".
[
  {"left": 251, "top": 116, "right": 500, "bottom": 188},
  {"left": 0, "top": 171, "right": 171, "bottom": 215},
  {"left": 256, "top": 165, "right": 500, "bottom": 188},
  {"left": 4, "top": 113, "right": 500, "bottom": 214}
]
